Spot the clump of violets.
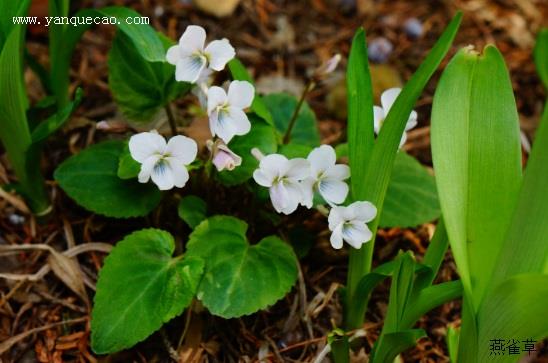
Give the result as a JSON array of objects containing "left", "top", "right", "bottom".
[{"left": 252, "top": 145, "right": 377, "bottom": 250}]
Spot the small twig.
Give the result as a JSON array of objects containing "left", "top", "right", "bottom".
[
  {"left": 282, "top": 80, "right": 315, "bottom": 144},
  {"left": 165, "top": 103, "right": 178, "bottom": 136},
  {"left": 161, "top": 329, "right": 180, "bottom": 362}
]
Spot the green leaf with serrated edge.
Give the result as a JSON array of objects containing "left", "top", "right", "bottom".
[
  {"left": 380, "top": 152, "right": 440, "bottom": 227},
  {"left": 228, "top": 58, "right": 274, "bottom": 125},
  {"left": 31, "top": 88, "right": 82, "bottom": 144},
  {"left": 476, "top": 274, "right": 548, "bottom": 363},
  {"left": 108, "top": 31, "right": 190, "bottom": 122},
  {"left": 91, "top": 229, "right": 204, "bottom": 354},
  {"left": 217, "top": 117, "right": 277, "bottom": 186},
  {"left": 178, "top": 195, "right": 207, "bottom": 229},
  {"left": 117, "top": 142, "right": 140, "bottom": 180},
  {"left": 534, "top": 29, "right": 548, "bottom": 89},
  {"left": 345, "top": 14, "right": 462, "bottom": 329},
  {"left": 263, "top": 93, "right": 321, "bottom": 147},
  {"left": 431, "top": 45, "right": 522, "bottom": 308},
  {"left": 54, "top": 140, "right": 162, "bottom": 218},
  {"left": 490, "top": 104, "right": 548, "bottom": 288},
  {"left": 370, "top": 329, "right": 426, "bottom": 363},
  {"left": 186, "top": 216, "right": 298, "bottom": 318}
]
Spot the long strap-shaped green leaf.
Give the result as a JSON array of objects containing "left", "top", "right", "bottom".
[
  {"left": 533, "top": 29, "right": 548, "bottom": 89},
  {"left": 430, "top": 46, "right": 522, "bottom": 308},
  {"left": 345, "top": 12, "right": 462, "bottom": 329}
]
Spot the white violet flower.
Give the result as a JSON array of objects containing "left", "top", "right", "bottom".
[
  {"left": 253, "top": 153, "right": 310, "bottom": 215},
  {"left": 207, "top": 139, "right": 242, "bottom": 171},
  {"left": 328, "top": 201, "right": 377, "bottom": 249},
  {"left": 373, "top": 88, "right": 418, "bottom": 147},
  {"left": 207, "top": 80, "right": 254, "bottom": 143},
  {"left": 129, "top": 131, "right": 197, "bottom": 191},
  {"left": 302, "top": 145, "right": 350, "bottom": 207},
  {"left": 166, "top": 25, "right": 235, "bottom": 83}
]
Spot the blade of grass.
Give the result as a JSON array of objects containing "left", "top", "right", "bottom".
[
  {"left": 534, "top": 29, "right": 548, "bottom": 89},
  {"left": 345, "top": 12, "right": 462, "bottom": 329}
]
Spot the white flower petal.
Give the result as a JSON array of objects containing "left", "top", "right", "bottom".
[
  {"left": 211, "top": 109, "right": 238, "bottom": 143},
  {"left": 330, "top": 224, "right": 344, "bottom": 249},
  {"left": 227, "top": 80, "right": 254, "bottom": 109},
  {"left": 176, "top": 55, "right": 206, "bottom": 83},
  {"left": 166, "top": 158, "right": 190, "bottom": 188},
  {"left": 253, "top": 169, "right": 274, "bottom": 187},
  {"left": 206, "top": 86, "right": 228, "bottom": 114},
  {"left": 205, "top": 38, "right": 235, "bottom": 71},
  {"left": 399, "top": 132, "right": 408, "bottom": 148},
  {"left": 318, "top": 179, "right": 348, "bottom": 206},
  {"left": 150, "top": 160, "right": 175, "bottom": 190},
  {"left": 405, "top": 110, "right": 418, "bottom": 131},
  {"left": 165, "top": 135, "right": 197, "bottom": 165},
  {"left": 343, "top": 221, "right": 373, "bottom": 249},
  {"left": 258, "top": 154, "right": 289, "bottom": 181},
  {"left": 380, "top": 87, "right": 401, "bottom": 113},
  {"left": 270, "top": 182, "right": 289, "bottom": 213},
  {"left": 138, "top": 155, "right": 160, "bottom": 183},
  {"left": 373, "top": 105, "right": 385, "bottom": 134},
  {"left": 307, "top": 145, "right": 336, "bottom": 175},
  {"left": 300, "top": 178, "right": 315, "bottom": 208},
  {"left": 179, "top": 25, "right": 206, "bottom": 53},
  {"left": 166, "top": 45, "right": 181, "bottom": 65},
  {"left": 285, "top": 158, "right": 310, "bottom": 180},
  {"left": 225, "top": 106, "right": 251, "bottom": 137},
  {"left": 349, "top": 201, "right": 377, "bottom": 223},
  {"left": 324, "top": 164, "right": 350, "bottom": 180},
  {"left": 328, "top": 206, "right": 345, "bottom": 231},
  {"left": 129, "top": 131, "right": 166, "bottom": 163}
]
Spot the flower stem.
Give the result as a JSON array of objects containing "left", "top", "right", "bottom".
[
  {"left": 282, "top": 80, "right": 315, "bottom": 144},
  {"left": 165, "top": 103, "right": 178, "bottom": 136}
]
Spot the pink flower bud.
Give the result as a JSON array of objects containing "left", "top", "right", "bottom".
[{"left": 207, "top": 140, "right": 242, "bottom": 171}]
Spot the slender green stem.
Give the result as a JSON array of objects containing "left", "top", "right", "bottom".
[
  {"left": 282, "top": 81, "right": 315, "bottom": 144},
  {"left": 165, "top": 103, "right": 178, "bottom": 136}
]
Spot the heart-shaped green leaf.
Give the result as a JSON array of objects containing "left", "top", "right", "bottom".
[
  {"left": 108, "top": 31, "right": 190, "bottom": 122},
  {"left": 186, "top": 216, "right": 298, "bottom": 318},
  {"left": 380, "top": 152, "right": 440, "bottom": 227},
  {"left": 54, "top": 140, "right": 162, "bottom": 218},
  {"left": 91, "top": 229, "right": 204, "bottom": 354},
  {"left": 263, "top": 92, "right": 321, "bottom": 147}
]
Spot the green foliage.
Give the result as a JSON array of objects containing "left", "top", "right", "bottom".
[
  {"left": 117, "top": 142, "right": 140, "bottom": 179},
  {"left": 0, "top": 25, "right": 49, "bottom": 213},
  {"left": 0, "top": 0, "right": 30, "bottom": 48},
  {"left": 228, "top": 58, "right": 274, "bottom": 125},
  {"left": 431, "top": 45, "right": 548, "bottom": 362},
  {"left": 380, "top": 152, "right": 440, "bottom": 228},
  {"left": 53, "top": 6, "right": 165, "bottom": 107},
  {"left": 108, "top": 31, "right": 190, "bottom": 122},
  {"left": 31, "top": 88, "right": 83, "bottom": 143},
  {"left": 54, "top": 140, "right": 162, "bottom": 218},
  {"left": 263, "top": 92, "right": 321, "bottom": 147},
  {"left": 178, "top": 195, "right": 207, "bottom": 229},
  {"left": 534, "top": 29, "right": 548, "bottom": 89},
  {"left": 344, "top": 12, "right": 462, "bottom": 329},
  {"left": 91, "top": 229, "right": 204, "bottom": 354},
  {"left": 186, "top": 216, "right": 298, "bottom": 318},
  {"left": 217, "top": 118, "right": 278, "bottom": 185},
  {"left": 431, "top": 45, "right": 522, "bottom": 306}
]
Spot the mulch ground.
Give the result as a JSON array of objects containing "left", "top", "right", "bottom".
[{"left": 1, "top": 0, "right": 547, "bottom": 362}]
